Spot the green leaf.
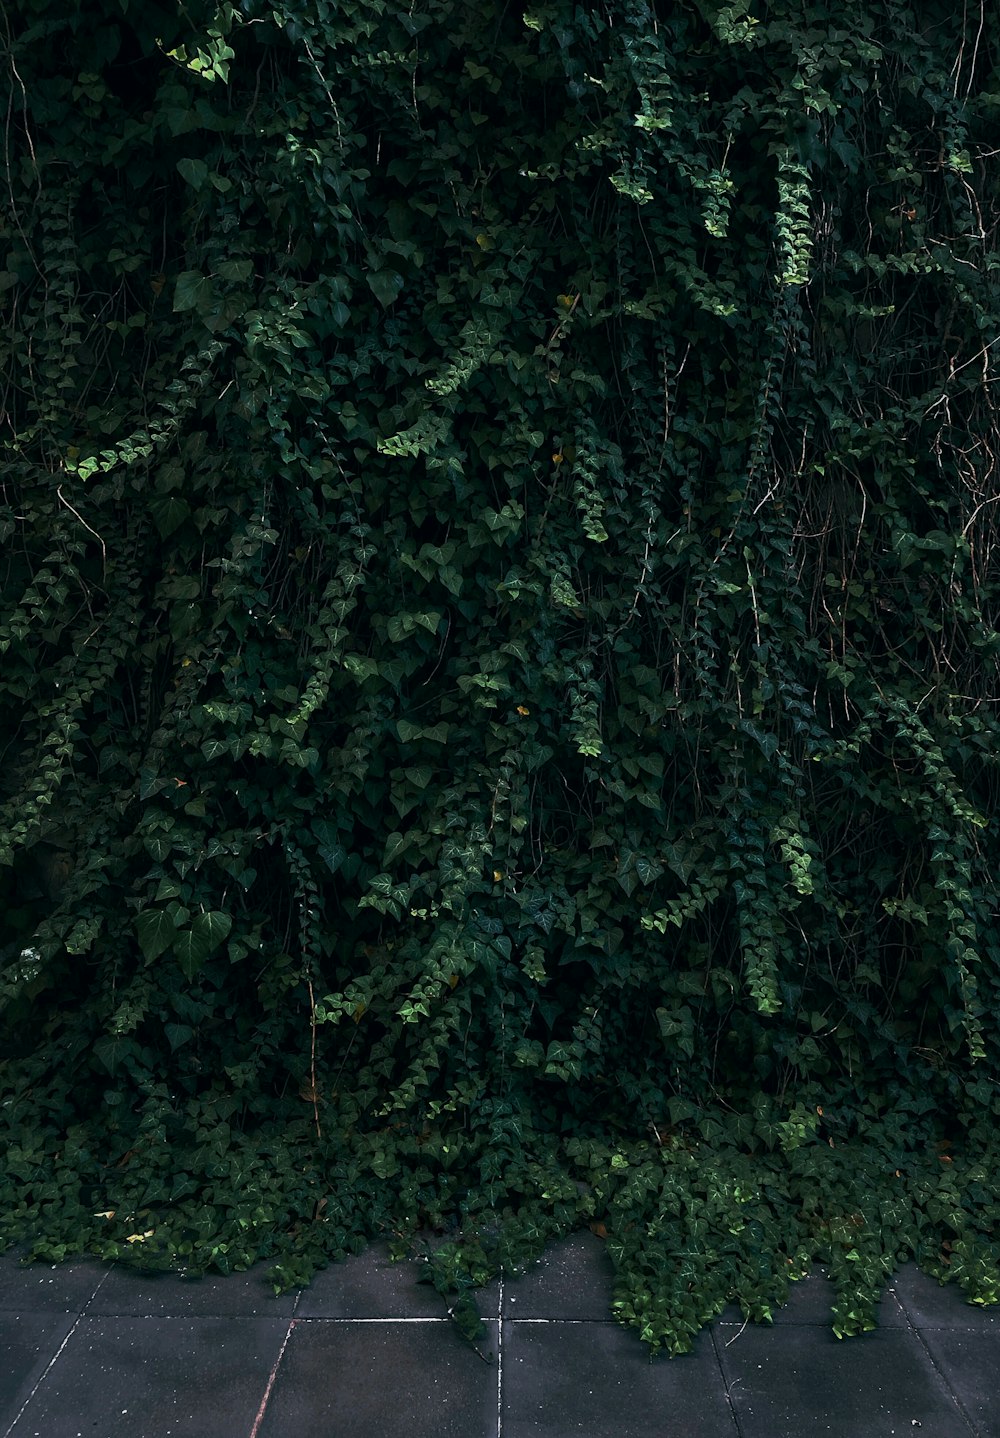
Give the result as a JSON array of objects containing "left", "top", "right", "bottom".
[
  {"left": 173, "top": 928, "right": 208, "bottom": 980},
  {"left": 216, "top": 258, "right": 253, "bottom": 282},
  {"left": 173, "top": 270, "right": 213, "bottom": 313},
  {"left": 148, "top": 494, "right": 190, "bottom": 537},
  {"left": 343, "top": 654, "right": 380, "bottom": 682},
  {"left": 144, "top": 834, "right": 174, "bottom": 862},
  {"left": 93, "top": 1036, "right": 130, "bottom": 1075},
  {"left": 176, "top": 157, "right": 208, "bottom": 188},
  {"left": 175, "top": 910, "right": 233, "bottom": 981},
  {"left": 136, "top": 908, "right": 177, "bottom": 963},
  {"left": 366, "top": 268, "right": 404, "bottom": 308},
  {"left": 312, "top": 819, "right": 346, "bottom": 874},
  {"left": 201, "top": 909, "right": 233, "bottom": 948}
]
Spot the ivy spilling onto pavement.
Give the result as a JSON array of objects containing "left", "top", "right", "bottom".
[{"left": 2, "top": 0, "right": 1000, "bottom": 1352}]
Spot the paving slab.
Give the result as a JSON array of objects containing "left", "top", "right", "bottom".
[
  {"left": 90, "top": 1262, "right": 297, "bottom": 1318},
  {"left": 256, "top": 1318, "right": 499, "bottom": 1438},
  {"left": 6, "top": 1315, "right": 289, "bottom": 1438},
  {"left": 917, "top": 1329, "right": 1000, "bottom": 1436},
  {"left": 0, "top": 1254, "right": 106, "bottom": 1314},
  {"left": 297, "top": 1240, "right": 499, "bottom": 1319},
  {"left": 717, "top": 1323, "right": 975, "bottom": 1438},
  {"left": 502, "top": 1232, "right": 614, "bottom": 1320},
  {"left": 0, "top": 1313, "right": 76, "bottom": 1431},
  {"left": 502, "top": 1320, "right": 737, "bottom": 1438},
  {"left": 891, "top": 1264, "right": 1000, "bottom": 1329}
]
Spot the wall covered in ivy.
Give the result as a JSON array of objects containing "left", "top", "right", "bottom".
[{"left": 2, "top": 0, "right": 999, "bottom": 1351}]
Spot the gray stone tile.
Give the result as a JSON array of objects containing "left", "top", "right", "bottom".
[
  {"left": 919, "top": 1329, "right": 1000, "bottom": 1436},
  {"left": 502, "top": 1233, "right": 613, "bottom": 1320},
  {"left": 503, "top": 1321, "right": 737, "bottom": 1437},
  {"left": 297, "top": 1242, "right": 500, "bottom": 1320},
  {"left": 0, "top": 1312, "right": 75, "bottom": 1430},
  {"left": 256, "top": 1319, "right": 499, "bottom": 1437},
  {"left": 718, "top": 1324, "right": 973, "bottom": 1437},
  {"left": 0, "top": 1252, "right": 106, "bottom": 1313},
  {"left": 10, "top": 1315, "right": 288, "bottom": 1438},
  {"left": 892, "top": 1264, "right": 1000, "bottom": 1329},
  {"left": 295, "top": 1241, "right": 497, "bottom": 1319},
  {"left": 90, "top": 1261, "right": 297, "bottom": 1318}
]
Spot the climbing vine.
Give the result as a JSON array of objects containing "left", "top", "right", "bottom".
[{"left": 2, "top": 0, "right": 1000, "bottom": 1353}]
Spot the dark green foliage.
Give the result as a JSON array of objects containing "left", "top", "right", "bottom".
[{"left": 2, "top": 0, "right": 1000, "bottom": 1354}]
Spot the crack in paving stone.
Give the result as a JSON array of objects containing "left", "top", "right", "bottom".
[
  {"left": 496, "top": 1273, "right": 504, "bottom": 1438},
  {"left": 901, "top": 1314, "right": 982, "bottom": 1438},
  {"left": 248, "top": 1315, "right": 298, "bottom": 1438}
]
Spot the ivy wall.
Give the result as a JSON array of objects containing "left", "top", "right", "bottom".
[{"left": 2, "top": 0, "right": 999, "bottom": 1351}]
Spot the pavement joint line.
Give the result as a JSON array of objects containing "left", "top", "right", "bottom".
[
  {"left": 721, "top": 1316, "right": 752, "bottom": 1347},
  {"left": 247, "top": 1292, "right": 300, "bottom": 1438},
  {"left": 710, "top": 1323, "right": 748, "bottom": 1438},
  {"left": 897, "top": 1301, "right": 984, "bottom": 1438},
  {"left": 1, "top": 1264, "right": 112, "bottom": 1438},
  {"left": 292, "top": 1315, "right": 456, "bottom": 1323},
  {"left": 496, "top": 1272, "right": 504, "bottom": 1438}
]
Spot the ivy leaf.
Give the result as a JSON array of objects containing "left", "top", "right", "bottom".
[
  {"left": 176, "top": 157, "right": 208, "bottom": 188},
  {"left": 366, "top": 268, "right": 404, "bottom": 308},
  {"left": 148, "top": 494, "right": 190, "bottom": 537},
  {"left": 136, "top": 908, "right": 177, "bottom": 962},
  {"left": 173, "top": 270, "right": 213, "bottom": 313},
  {"left": 175, "top": 910, "right": 233, "bottom": 980},
  {"left": 144, "top": 833, "right": 174, "bottom": 862},
  {"left": 216, "top": 258, "right": 253, "bottom": 282},
  {"left": 312, "top": 818, "right": 346, "bottom": 874},
  {"left": 93, "top": 1035, "right": 131, "bottom": 1075},
  {"left": 615, "top": 855, "right": 639, "bottom": 897}
]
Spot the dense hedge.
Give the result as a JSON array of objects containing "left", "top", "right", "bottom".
[{"left": 2, "top": 0, "right": 1000, "bottom": 1352}]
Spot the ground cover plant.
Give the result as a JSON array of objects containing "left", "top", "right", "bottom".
[{"left": 2, "top": 0, "right": 1000, "bottom": 1354}]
